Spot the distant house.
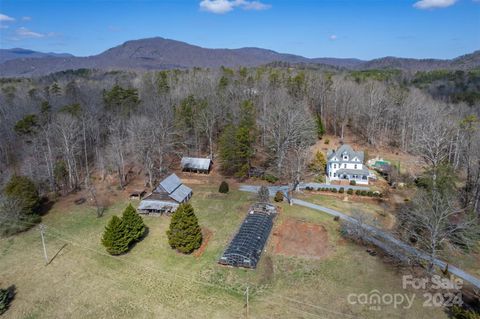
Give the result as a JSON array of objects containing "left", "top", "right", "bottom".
[
  {"left": 138, "top": 173, "right": 192, "bottom": 214},
  {"left": 326, "top": 144, "right": 369, "bottom": 185},
  {"left": 181, "top": 157, "right": 212, "bottom": 174}
]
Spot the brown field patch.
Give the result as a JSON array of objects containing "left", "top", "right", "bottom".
[
  {"left": 193, "top": 228, "right": 213, "bottom": 258},
  {"left": 271, "top": 219, "right": 329, "bottom": 259}
]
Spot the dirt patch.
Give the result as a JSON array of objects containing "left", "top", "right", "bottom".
[
  {"left": 194, "top": 228, "right": 213, "bottom": 258},
  {"left": 272, "top": 219, "right": 329, "bottom": 259}
]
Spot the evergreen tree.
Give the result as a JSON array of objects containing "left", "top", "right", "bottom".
[
  {"left": 309, "top": 151, "right": 327, "bottom": 174},
  {"left": 101, "top": 216, "right": 129, "bottom": 255},
  {"left": 4, "top": 175, "right": 40, "bottom": 215},
  {"left": 219, "top": 181, "right": 229, "bottom": 193},
  {"left": 218, "top": 100, "right": 256, "bottom": 177},
  {"left": 167, "top": 203, "right": 202, "bottom": 254},
  {"left": 0, "top": 286, "right": 14, "bottom": 315},
  {"left": 315, "top": 115, "right": 325, "bottom": 139},
  {"left": 122, "top": 203, "right": 145, "bottom": 242}
]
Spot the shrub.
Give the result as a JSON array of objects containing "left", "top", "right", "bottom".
[
  {"left": 349, "top": 180, "right": 356, "bottom": 186},
  {"left": 122, "top": 203, "right": 145, "bottom": 243},
  {"left": 218, "top": 181, "right": 229, "bottom": 193},
  {"left": 347, "top": 188, "right": 354, "bottom": 195},
  {"left": 324, "top": 138, "right": 330, "bottom": 145},
  {"left": 263, "top": 174, "right": 278, "bottom": 183},
  {"left": 360, "top": 190, "right": 367, "bottom": 196},
  {"left": 101, "top": 216, "right": 129, "bottom": 255},
  {"left": 333, "top": 216, "right": 340, "bottom": 222},
  {"left": 367, "top": 191, "right": 373, "bottom": 197},
  {"left": 274, "top": 191, "right": 284, "bottom": 202},
  {"left": 331, "top": 188, "right": 338, "bottom": 193},
  {"left": 355, "top": 190, "right": 361, "bottom": 195},
  {"left": 306, "top": 186, "right": 313, "bottom": 191},
  {"left": 167, "top": 203, "right": 202, "bottom": 254},
  {"left": 0, "top": 286, "right": 15, "bottom": 315},
  {"left": 339, "top": 187, "right": 345, "bottom": 194},
  {"left": 258, "top": 186, "right": 270, "bottom": 202},
  {"left": 317, "top": 188, "right": 322, "bottom": 191},
  {"left": 450, "top": 305, "right": 480, "bottom": 319}
]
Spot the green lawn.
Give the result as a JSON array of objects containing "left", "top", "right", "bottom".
[{"left": 0, "top": 185, "right": 448, "bottom": 318}]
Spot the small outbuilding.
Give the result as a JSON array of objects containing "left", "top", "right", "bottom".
[
  {"left": 181, "top": 157, "right": 212, "bottom": 174},
  {"left": 138, "top": 173, "right": 192, "bottom": 214},
  {"left": 129, "top": 189, "right": 146, "bottom": 200}
]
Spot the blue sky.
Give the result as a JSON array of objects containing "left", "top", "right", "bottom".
[{"left": 0, "top": 0, "right": 479, "bottom": 60}]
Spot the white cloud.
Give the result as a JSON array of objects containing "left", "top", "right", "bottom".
[
  {"left": 241, "top": 1, "right": 271, "bottom": 10},
  {"left": 15, "top": 27, "right": 45, "bottom": 38},
  {"left": 0, "top": 13, "right": 15, "bottom": 22},
  {"left": 199, "top": 0, "right": 271, "bottom": 14},
  {"left": 21, "top": 16, "right": 32, "bottom": 21},
  {"left": 329, "top": 34, "right": 337, "bottom": 41},
  {"left": 413, "top": 0, "right": 457, "bottom": 9}
]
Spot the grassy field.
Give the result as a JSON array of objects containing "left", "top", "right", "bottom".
[
  {"left": 295, "top": 192, "right": 396, "bottom": 229},
  {"left": 0, "top": 184, "right": 449, "bottom": 318}
]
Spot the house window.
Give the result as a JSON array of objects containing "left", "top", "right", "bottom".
[
  {"left": 344, "top": 164, "right": 347, "bottom": 168},
  {"left": 333, "top": 164, "right": 336, "bottom": 169},
  {"left": 354, "top": 164, "right": 357, "bottom": 169},
  {"left": 334, "top": 173, "right": 337, "bottom": 177}
]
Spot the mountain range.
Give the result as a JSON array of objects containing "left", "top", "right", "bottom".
[{"left": 0, "top": 37, "right": 479, "bottom": 77}]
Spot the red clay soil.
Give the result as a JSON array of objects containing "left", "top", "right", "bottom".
[
  {"left": 194, "top": 228, "right": 213, "bottom": 258},
  {"left": 271, "top": 219, "right": 329, "bottom": 259}
]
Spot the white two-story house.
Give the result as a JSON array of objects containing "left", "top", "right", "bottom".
[{"left": 326, "top": 144, "right": 370, "bottom": 185}]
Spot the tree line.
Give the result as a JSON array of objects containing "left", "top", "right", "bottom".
[{"left": 0, "top": 66, "right": 479, "bottom": 216}]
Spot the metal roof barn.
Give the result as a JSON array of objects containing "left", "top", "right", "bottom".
[
  {"left": 138, "top": 173, "right": 192, "bottom": 214},
  {"left": 181, "top": 157, "right": 212, "bottom": 173},
  {"left": 219, "top": 203, "right": 276, "bottom": 269}
]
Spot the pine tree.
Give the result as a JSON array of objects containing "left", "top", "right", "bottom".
[
  {"left": 4, "top": 175, "right": 40, "bottom": 215},
  {"left": 219, "top": 181, "right": 229, "bottom": 193},
  {"left": 167, "top": 203, "right": 202, "bottom": 254},
  {"left": 309, "top": 151, "right": 327, "bottom": 174},
  {"left": 122, "top": 203, "right": 145, "bottom": 243},
  {"left": 101, "top": 216, "right": 129, "bottom": 255},
  {"left": 315, "top": 115, "right": 325, "bottom": 139}
]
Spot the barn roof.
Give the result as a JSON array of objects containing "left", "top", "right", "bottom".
[
  {"left": 181, "top": 157, "right": 212, "bottom": 171},
  {"left": 170, "top": 184, "right": 193, "bottom": 203},
  {"left": 156, "top": 173, "right": 182, "bottom": 194},
  {"left": 138, "top": 200, "right": 179, "bottom": 211}
]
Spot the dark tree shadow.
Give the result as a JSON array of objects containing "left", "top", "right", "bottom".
[
  {"left": 47, "top": 243, "right": 68, "bottom": 265},
  {"left": 0, "top": 285, "right": 16, "bottom": 315}
]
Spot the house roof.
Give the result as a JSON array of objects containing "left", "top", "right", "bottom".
[
  {"left": 327, "top": 144, "right": 364, "bottom": 163},
  {"left": 336, "top": 168, "right": 370, "bottom": 176},
  {"left": 181, "top": 157, "right": 212, "bottom": 170}
]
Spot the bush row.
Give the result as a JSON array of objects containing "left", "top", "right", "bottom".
[{"left": 304, "top": 186, "right": 382, "bottom": 197}]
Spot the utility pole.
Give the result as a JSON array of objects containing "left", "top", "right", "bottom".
[
  {"left": 39, "top": 224, "right": 49, "bottom": 265},
  {"left": 244, "top": 286, "right": 249, "bottom": 319}
]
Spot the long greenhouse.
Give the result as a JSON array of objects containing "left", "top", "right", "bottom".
[{"left": 219, "top": 203, "right": 277, "bottom": 269}]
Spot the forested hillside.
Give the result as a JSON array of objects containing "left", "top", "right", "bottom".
[{"left": 0, "top": 66, "right": 479, "bottom": 229}]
